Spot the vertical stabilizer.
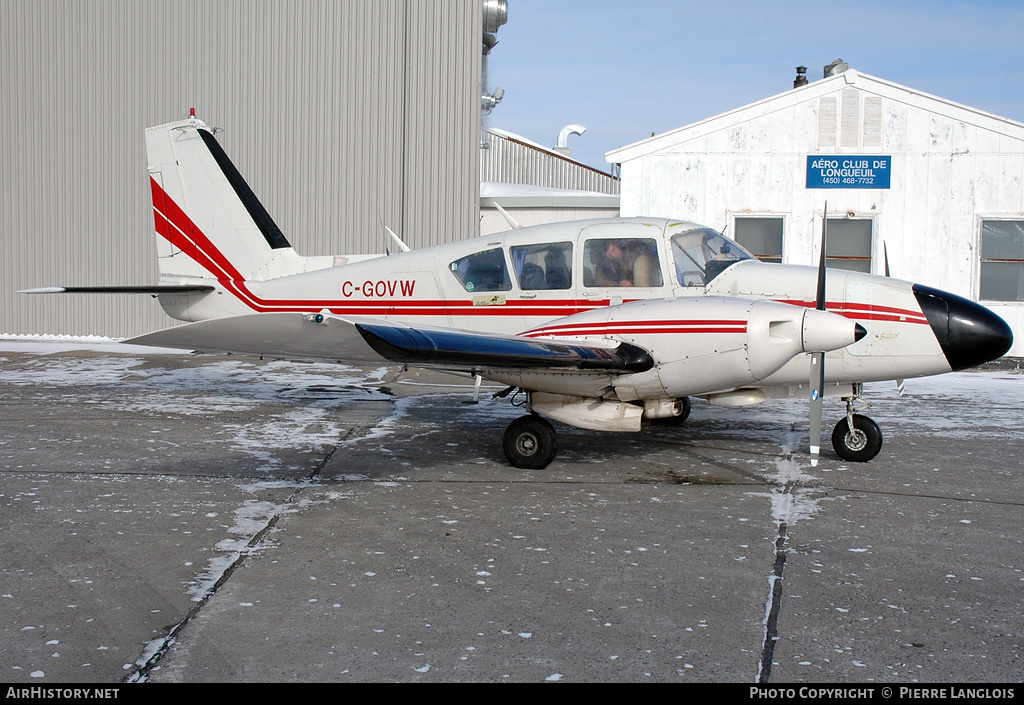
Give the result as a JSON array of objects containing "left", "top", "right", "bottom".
[{"left": 146, "top": 113, "right": 306, "bottom": 283}]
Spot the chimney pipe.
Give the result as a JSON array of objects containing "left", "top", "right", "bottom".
[{"left": 794, "top": 66, "right": 808, "bottom": 88}]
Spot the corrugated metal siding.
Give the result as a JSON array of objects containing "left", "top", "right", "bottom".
[
  {"left": 404, "top": 1, "right": 482, "bottom": 249},
  {"left": 1, "top": 0, "right": 481, "bottom": 337},
  {"left": 481, "top": 130, "right": 620, "bottom": 194}
]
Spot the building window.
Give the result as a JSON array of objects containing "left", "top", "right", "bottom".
[
  {"left": 734, "top": 217, "right": 783, "bottom": 263},
  {"left": 980, "top": 220, "right": 1024, "bottom": 302},
  {"left": 825, "top": 218, "right": 872, "bottom": 273}
]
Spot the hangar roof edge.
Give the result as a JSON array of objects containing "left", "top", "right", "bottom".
[{"left": 605, "top": 69, "right": 1024, "bottom": 164}]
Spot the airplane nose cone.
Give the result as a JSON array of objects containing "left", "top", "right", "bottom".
[{"left": 913, "top": 284, "right": 1014, "bottom": 371}]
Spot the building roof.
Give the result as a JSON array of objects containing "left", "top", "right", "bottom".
[
  {"left": 605, "top": 69, "right": 1024, "bottom": 164},
  {"left": 483, "top": 127, "right": 620, "bottom": 194}
]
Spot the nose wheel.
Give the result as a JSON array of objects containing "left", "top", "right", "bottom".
[
  {"left": 503, "top": 414, "right": 558, "bottom": 469},
  {"left": 831, "top": 412, "right": 882, "bottom": 462}
]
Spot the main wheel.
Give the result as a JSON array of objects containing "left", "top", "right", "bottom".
[
  {"left": 503, "top": 415, "right": 558, "bottom": 469},
  {"left": 831, "top": 414, "right": 883, "bottom": 462}
]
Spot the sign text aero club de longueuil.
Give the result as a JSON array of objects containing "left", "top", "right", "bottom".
[{"left": 806, "top": 155, "right": 891, "bottom": 189}]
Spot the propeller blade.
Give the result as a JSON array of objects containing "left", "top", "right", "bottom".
[
  {"left": 809, "top": 351, "right": 824, "bottom": 466},
  {"left": 809, "top": 203, "right": 828, "bottom": 465},
  {"left": 815, "top": 203, "right": 828, "bottom": 312}
]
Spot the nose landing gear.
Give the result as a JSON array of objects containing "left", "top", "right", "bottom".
[{"left": 831, "top": 390, "right": 882, "bottom": 462}]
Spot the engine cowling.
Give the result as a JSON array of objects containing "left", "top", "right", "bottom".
[{"left": 516, "top": 296, "right": 864, "bottom": 406}]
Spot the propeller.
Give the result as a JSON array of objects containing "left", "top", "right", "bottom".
[
  {"left": 883, "top": 241, "right": 905, "bottom": 395},
  {"left": 808, "top": 204, "right": 828, "bottom": 466}
]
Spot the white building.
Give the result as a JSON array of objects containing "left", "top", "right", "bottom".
[{"left": 606, "top": 65, "right": 1024, "bottom": 357}]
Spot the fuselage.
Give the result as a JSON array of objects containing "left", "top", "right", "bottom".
[{"left": 155, "top": 217, "right": 1012, "bottom": 399}]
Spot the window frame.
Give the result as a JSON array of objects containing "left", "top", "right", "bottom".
[
  {"left": 977, "top": 217, "right": 1024, "bottom": 303},
  {"left": 823, "top": 216, "right": 874, "bottom": 274},
  {"left": 731, "top": 214, "right": 785, "bottom": 264}
]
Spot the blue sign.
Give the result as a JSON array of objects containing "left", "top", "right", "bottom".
[{"left": 806, "top": 155, "right": 891, "bottom": 189}]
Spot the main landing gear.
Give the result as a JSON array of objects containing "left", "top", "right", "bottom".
[
  {"left": 502, "top": 414, "right": 558, "bottom": 469},
  {"left": 831, "top": 389, "right": 883, "bottom": 462},
  {"left": 500, "top": 396, "right": 693, "bottom": 469}
]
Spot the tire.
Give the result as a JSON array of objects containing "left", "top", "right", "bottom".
[
  {"left": 503, "top": 415, "right": 558, "bottom": 469},
  {"left": 831, "top": 414, "right": 883, "bottom": 462}
]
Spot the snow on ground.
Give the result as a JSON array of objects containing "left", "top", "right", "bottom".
[{"left": 0, "top": 333, "right": 189, "bottom": 355}]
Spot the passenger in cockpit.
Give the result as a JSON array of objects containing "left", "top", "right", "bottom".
[{"left": 595, "top": 240, "right": 660, "bottom": 288}]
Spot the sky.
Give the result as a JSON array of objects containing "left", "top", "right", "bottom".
[{"left": 484, "top": 0, "right": 1024, "bottom": 172}]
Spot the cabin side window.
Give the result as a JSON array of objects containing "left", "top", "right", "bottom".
[
  {"left": 583, "top": 238, "right": 663, "bottom": 288},
  {"left": 449, "top": 249, "right": 512, "bottom": 292},
  {"left": 510, "top": 242, "right": 573, "bottom": 290}
]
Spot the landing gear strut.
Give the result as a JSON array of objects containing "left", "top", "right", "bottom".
[
  {"left": 503, "top": 414, "right": 558, "bottom": 469},
  {"left": 831, "top": 389, "right": 882, "bottom": 462}
]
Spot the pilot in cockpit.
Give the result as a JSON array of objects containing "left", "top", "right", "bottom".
[{"left": 595, "top": 239, "right": 659, "bottom": 288}]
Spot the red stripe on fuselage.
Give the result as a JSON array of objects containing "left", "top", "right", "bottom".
[
  {"left": 773, "top": 298, "right": 928, "bottom": 325},
  {"left": 523, "top": 319, "right": 748, "bottom": 338}
]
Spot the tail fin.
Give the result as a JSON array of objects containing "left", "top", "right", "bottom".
[{"left": 146, "top": 112, "right": 307, "bottom": 283}]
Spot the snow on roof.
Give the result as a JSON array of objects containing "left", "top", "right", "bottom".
[{"left": 480, "top": 181, "right": 614, "bottom": 199}]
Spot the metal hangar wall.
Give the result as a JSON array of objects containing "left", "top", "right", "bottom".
[{"left": 1, "top": 0, "right": 488, "bottom": 338}]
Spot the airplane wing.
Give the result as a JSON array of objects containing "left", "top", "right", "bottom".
[{"left": 127, "top": 313, "right": 654, "bottom": 373}]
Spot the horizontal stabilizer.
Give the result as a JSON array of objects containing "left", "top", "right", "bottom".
[
  {"left": 19, "top": 285, "right": 215, "bottom": 295},
  {"left": 126, "top": 313, "right": 387, "bottom": 363}
]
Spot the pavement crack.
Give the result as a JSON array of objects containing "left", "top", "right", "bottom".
[
  {"left": 122, "top": 481, "right": 310, "bottom": 682},
  {"left": 757, "top": 482, "right": 793, "bottom": 683}
]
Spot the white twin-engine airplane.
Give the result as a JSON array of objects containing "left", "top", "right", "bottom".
[{"left": 25, "top": 112, "right": 1014, "bottom": 469}]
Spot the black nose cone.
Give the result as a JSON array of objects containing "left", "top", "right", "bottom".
[{"left": 913, "top": 284, "right": 1014, "bottom": 371}]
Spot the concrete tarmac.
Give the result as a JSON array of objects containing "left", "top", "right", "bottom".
[{"left": 0, "top": 343, "right": 1021, "bottom": 683}]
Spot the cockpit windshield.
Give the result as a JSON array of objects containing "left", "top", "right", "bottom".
[{"left": 670, "top": 225, "right": 756, "bottom": 287}]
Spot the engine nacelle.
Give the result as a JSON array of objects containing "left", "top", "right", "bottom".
[{"left": 520, "top": 296, "right": 863, "bottom": 404}]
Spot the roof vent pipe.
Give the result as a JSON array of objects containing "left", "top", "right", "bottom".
[
  {"left": 824, "top": 59, "right": 849, "bottom": 78},
  {"left": 794, "top": 66, "right": 808, "bottom": 88},
  {"left": 482, "top": 0, "right": 508, "bottom": 33},
  {"left": 554, "top": 124, "right": 586, "bottom": 158}
]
